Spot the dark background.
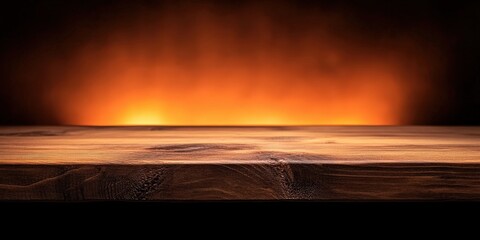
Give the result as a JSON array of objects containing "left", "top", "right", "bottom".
[{"left": 0, "top": 0, "right": 479, "bottom": 125}]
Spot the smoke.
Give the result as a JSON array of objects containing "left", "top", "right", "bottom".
[{"left": 7, "top": 1, "right": 441, "bottom": 125}]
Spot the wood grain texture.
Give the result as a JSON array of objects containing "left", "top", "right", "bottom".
[{"left": 0, "top": 126, "right": 479, "bottom": 200}]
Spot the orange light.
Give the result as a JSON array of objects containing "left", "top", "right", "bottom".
[
  {"left": 42, "top": 4, "right": 433, "bottom": 126},
  {"left": 120, "top": 108, "right": 163, "bottom": 126}
]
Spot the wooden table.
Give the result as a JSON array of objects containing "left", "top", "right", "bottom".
[{"left": 0, "top": 126, "right": 479, "bottom": 200}]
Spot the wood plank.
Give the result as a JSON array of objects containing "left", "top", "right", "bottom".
[{"left": 0, "top": 126, "right": 479, "bottom": 200}]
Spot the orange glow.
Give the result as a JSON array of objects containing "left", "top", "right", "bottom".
[
  {"left": 120, "top": 104, "right": 164, "bottom": 126},
  {"left": 42, "top": 3, "right": 434, "bottom": 126}
]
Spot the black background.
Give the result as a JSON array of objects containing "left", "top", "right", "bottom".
[{"left": 1, "top": 0, "right": 479, "bottom": 125}]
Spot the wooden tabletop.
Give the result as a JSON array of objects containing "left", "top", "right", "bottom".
[{"left": 1, "top": 126, "right": 479, "bottom": 200}]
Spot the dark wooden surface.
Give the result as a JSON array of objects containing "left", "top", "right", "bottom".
[{"left": 0, "top": 126, "right": 479, "bottom": 200}]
